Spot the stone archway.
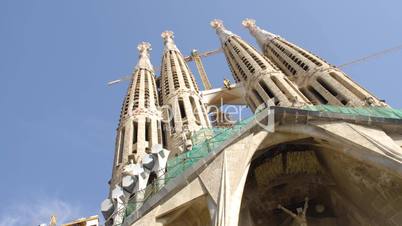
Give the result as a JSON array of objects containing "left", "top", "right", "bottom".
[
  {"left": 238, "top": 121, "right": 402, "bottom": 226},
  {"left": 239, "top": 139, "right": 343, "bottom": 226}
]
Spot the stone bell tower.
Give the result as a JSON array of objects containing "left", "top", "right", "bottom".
[
  {"left": 160, "top": 31, "right": 211, "bottom": 156},
  {"left": 242, "top": 18, "right": 387, "bottom": 107},
  {"left": 210, "top": 19, "right": 311, "bottom": 112},
  {"left": 110, "top": 42, "right": 163, "bottom": 187}
]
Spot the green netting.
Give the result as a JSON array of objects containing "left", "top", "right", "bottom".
[
  {"left": 118, "top": 113, "right": 258, "bottom": 224},
  {"left": 166, "top": 115, "right": 255, "bottom": 180},
  {"left": 303, "top": 105, "right": 402, "bottom": 119}
]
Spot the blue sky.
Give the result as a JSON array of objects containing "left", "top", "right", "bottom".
[{"left": 1, "top": 0, "right": 401, "bottom": 225}]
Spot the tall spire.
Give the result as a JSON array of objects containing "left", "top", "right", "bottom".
[
  {"left": 135, "top": 42, "right": 154, "bottom": 72},
  {"left": 112, "top": 40, "right": 163, "bottom": 185},
  {"left": 210, "top": 19, "right": 238, "bottom": 43},
  {"left": 242, "top": 18, "right": 278, "bottom": 49},
  {"left": 160, "top": 30, "right": 210, "bottom": 156},
  {"left": 242, "top": 19, "right": 387, "bottom": 107},
  {"left": 210, "top": 19, "right": 310, "bottom": 111},
  {"left": 161, "top": 31, "right": 179, "bottom": 52}
]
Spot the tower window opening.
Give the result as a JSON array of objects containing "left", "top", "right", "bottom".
[
  {"left": 170, "top": 53, "right": 180, "bottom": 90},
  {"left": 161, "top": 122, "right": 168, "bottom": 148},
  {"left": 118, "top": 128, "right": 125, "bottom": 164},
  {"left": 144, "top": 73, "right": 150, "bottom": 108},
  {"left": 300, "top": 88, "right": 311, "bottom": 102},
  {"left": 168, "top": 106, "right": 175, "bottom": 134},
  {"left": 308, "top": 86, "right": 328, "bottom": 104},
  {"left": 133, "top": 121, "right": 138, "bottom": 144},
  {"left": 317, "top": 77, "right": 350, "bottom": 105},
  {"left": 176, "top": 54, "right": 191, "bottom": 89},
  {"left": 271, "top": 76, "right": 293, "bottom": 101},
  {"left": 329, "top": 72, "right": 366, "bottom": 99},
  {"left": 280, "top": 39, "right": 323, "bottom": 66},
  {"left": 259, "top": 80, "right": 275, "bottom": 99},
  {"left": 178, "top": 98, "right": 187, "bottom": 119},
  {"left": 317, "top": 77, "right": 338, "bottom": 97},
  {"left": 145, "top": 119, "right": 151, "bottom": 144}
]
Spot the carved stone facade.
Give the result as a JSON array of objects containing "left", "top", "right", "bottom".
[{"left": 102, "top": 20, "right": 402, "bottom": 226}]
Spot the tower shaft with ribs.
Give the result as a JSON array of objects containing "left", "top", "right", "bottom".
[
  {"left": 242, "top": 19, "right": 387, "bottom": 107},
  {"left": 160, "top": 31, "right": 211, "bottom": 156},
  {"left": 111, "top": 42, "right": 163, "bottom": 187},
  {"left": 210, "top": 19, "right": 310, "bottom": 112}
]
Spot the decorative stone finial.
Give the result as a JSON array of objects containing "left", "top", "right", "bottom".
[
  {"left": 242, "top": 18, "right": 256, "bottom": 28},
  {"left": 137, "top": 42, "right": 151, "bottom": 54},
  {"left": 161, "top": 30, "right": 174, "bottom": 40},
  {"left": 210, "top": 19, "right": 237, "bottom": 43},
  {"left": 135, "top": 41, "right": 153, "bottom": 71},
  {"left": 161, "top": 30, "right": 179, "bottom": 52},
  {"left": 210, "top": 19, "right": 224, "bottom": 29},
  {"left": 242, "top": 18, "right": 278, "bottom": 49}
]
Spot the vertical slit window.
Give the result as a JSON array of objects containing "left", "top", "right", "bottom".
[
  {"left": 144, "top": 73, "right": 150, "bottom": 108},
  {"left": 317, "top": 77, "right": 338, "bottom": 97},
  {"left": 168, "top": 105, "right": 175, "bottom": 133},
  {"left": 133, "top": 121, "right": 138, "bottom": 144},
  {"left": 145, "top": 119, "right": 151, "bottom": 144},
  {"left": 118, "top": 128, "right": 125, "bottom": 164},
  {"left": 178, "top": 98, "right": 187, "bottom": 119},
  {"left": 308, "top": 86, "right": 328, "bottom": 104},
  {"left": 329, "top": 72, "right": 366, "bottom": 99},
  {"left": 258, "top": 80, "right": 275, "bottom": 99},
  {"left": 161, "top": 122, "right": 168, "bottom": 148}
]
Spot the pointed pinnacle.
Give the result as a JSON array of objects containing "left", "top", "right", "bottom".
[
  {"left": 210, "top": 19, "right": 238, "bottom": 43},
  {"left": 242, "top": 18, "right": 278, "bottom": 49},
  {"left": 161, "top": 30, "right": 179, "bottom": 52},
  {"left": 135, "top": 41, "right": 154, "bottom": 72},
  {"left": 137, "top": 42, "right": 151, "bottom": 55}
]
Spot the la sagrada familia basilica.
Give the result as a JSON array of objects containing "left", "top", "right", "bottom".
[{"left": 100, "top": 19, "right": 402, "bottom": 226}]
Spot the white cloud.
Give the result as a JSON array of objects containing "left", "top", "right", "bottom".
[{"left": 0, "top": 196, "right": 82, "bottom": 226}]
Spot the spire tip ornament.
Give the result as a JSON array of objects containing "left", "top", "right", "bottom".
[
  {"left": 137, "top": 42, "right": 151, "bottom": 53},
  {"left": 135, "top": 41, "right": 154, "bottom": 71},
  {"left": 210, "top": 19, "right": 224, "bottom": 29},
  {"left": 242, "top": 18, "right": 256, "bottom": 28},
  {"left": 241, "top": 18, "right": 278, "bottom": 48},
  {"left": 210, "top": 19, "right": 237, "bottom": 43},
  {"left": 161, "top": 30, "right": 174, "bottom": 40},
  {"left": 161, "top": 30, "right": 179, "bottom": 52}
]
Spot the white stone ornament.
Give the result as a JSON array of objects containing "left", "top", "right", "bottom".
[
  {"left": 135, "top": 41, "right": 154, "bottom": 72},
  {"left": 101, "top": 198, "right": 114, "bottom": 219},
  {"left": 122, "top": 162, "right": 149, "bottom": 193},
  {"left": 142, "top": 153, "right": 156, "bottom": 171},
  {"left": 161, "top": 30, "right": 179, "bottom": 52},
  {"left": 242, "top": 18, "right": 279, "bottom": 50},
  {"left": 210, "top": 19, "right": 238, "bottom": 43},
  {"left": 111, "top": 185, "right": 125, "bottom": 226},
  {"left": 151, "top": 144, "right": 170, "bottom": 172}
]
